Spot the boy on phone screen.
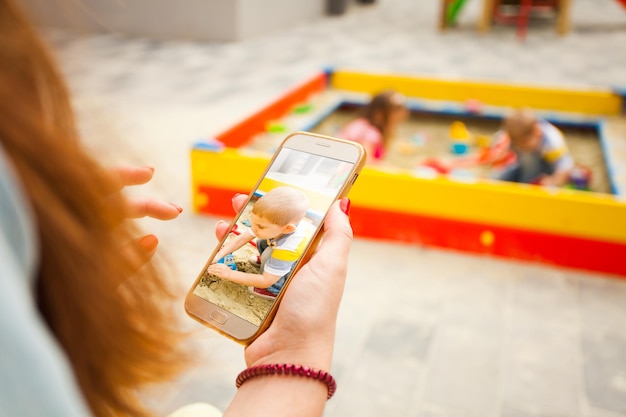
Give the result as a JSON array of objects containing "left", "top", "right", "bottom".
[{"left": 208, "top": 186, "right": 315, "bottom": 298}]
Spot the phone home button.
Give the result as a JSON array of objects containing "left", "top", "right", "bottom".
[{"left": 209, "top": 310, "right": 228, "bottom": 324}]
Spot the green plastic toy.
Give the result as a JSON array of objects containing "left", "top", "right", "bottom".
[
  {"left": 292, "top": 103, "right": 314, "bottom": 114},
  {"left": 446, "top": 0, "right": 468, "bottom": 26},
  {"left": 266, "top": 121, "right": 288, "bottom": 133}
]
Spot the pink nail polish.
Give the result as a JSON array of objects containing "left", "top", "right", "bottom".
[
  {"left": 339, "top": 198, "right": 351, "bottom": 215},
  {"left": 170, "top": 203, "right": 183, "bottom": 213}
]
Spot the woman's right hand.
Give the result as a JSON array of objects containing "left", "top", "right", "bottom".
[
  {"left": 215, "top": 195, "right": 353, "bottom": 371},
  {"left": 219, "top": 195, "right": 352, "bottom": 417},
  {"left": 244, "top": 198, "right": 352, "bottom": 370}
]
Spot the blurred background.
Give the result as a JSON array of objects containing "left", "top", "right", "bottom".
[{"left": 16, "top": 1, "right": 626, "bottom": 416}]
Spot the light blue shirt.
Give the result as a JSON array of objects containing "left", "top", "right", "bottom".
[{"left": 0, "top": 146, "right": 93, "bottom": 416}]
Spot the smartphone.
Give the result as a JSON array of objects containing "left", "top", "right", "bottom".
[{"left": 185, "top": 131, "right": 366, "bottom": 344}]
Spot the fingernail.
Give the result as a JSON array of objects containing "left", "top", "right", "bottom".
[
  {"left": 232, "top": 193, "right": 243, "bottom": 201},
  {"left": 138, "top": 234, "right": 158, "bottom": 252},
  {"left": 339, "top": 198, "right": 351, "bottom": 215},
  {"left": 170, "top": 203, "right": 183, "bottom": 213},
  {"left": 144, "top": 166, "right": 155, "bottom": 173}
]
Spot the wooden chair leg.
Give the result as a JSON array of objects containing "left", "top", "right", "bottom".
[
  {"left": 439, "top": 0, "right": 447, "bottom": 30},
  {"left": 556, "top": 0, "right": 572, "bottom": 35},
  {"left": 479, "top": 0, "right": 496, "bottom": 32}
]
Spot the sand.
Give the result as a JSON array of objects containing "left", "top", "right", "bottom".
[
  {"left": 192, "top": 234, "right": 274, "bottom": 327},
  {"left": 310, "top": 108, "right": 612, "bottom": 194}
]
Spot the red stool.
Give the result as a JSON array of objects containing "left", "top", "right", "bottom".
[{"left": 492, "top": 0, "right": 560, "bottom": 41}]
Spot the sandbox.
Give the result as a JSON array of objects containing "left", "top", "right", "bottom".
[{"left": 191, "top": 69, "right": 626, "bottom": 276}]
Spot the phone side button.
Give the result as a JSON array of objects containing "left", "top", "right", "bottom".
[{"left": 209, "top": 310, "right": 228, "bottom": 324}]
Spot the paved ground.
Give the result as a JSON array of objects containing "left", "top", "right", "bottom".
[{"left": 37, "top": 0, "right": 626, "bottom": 416}]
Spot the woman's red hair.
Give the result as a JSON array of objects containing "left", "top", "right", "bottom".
[{"left": 0, "top": 1, "right": 188, "bottom": 416}]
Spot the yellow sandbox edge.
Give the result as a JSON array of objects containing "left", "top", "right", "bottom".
[
  {"left": 330, "top": 70, "right": 623, "bottom": 116},
  {"left": 191, "top": 148, "right": 626, "bottom": 245}
]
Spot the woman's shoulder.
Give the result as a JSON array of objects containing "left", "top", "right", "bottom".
[
  {"left": 0, "top": 145, "right": 38, "bottom": 284},
  {"left": 0, "top": 147, "right": 94, "bottom": 417}
]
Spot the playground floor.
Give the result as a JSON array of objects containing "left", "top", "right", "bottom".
[{"left": 44, "top": 0, "right": 626, "bottom": 416}]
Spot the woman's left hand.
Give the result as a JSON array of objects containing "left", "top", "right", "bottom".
[
  {"left": 111, "top": 165, "right": 183, "bottom": 261},
  {"left": 113, "top": 165, "right": 183, "bottom": 220}
]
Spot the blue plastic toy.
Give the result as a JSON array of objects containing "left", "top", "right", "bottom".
[
  {"left": 217, "top": 253, "right": 237, "bottom": 270},
  {"left": 451, "top": 142, "right": 470, "bottom": 155},
  {"left": 194, "top": 137, "right": 224, "bottom": 151}
]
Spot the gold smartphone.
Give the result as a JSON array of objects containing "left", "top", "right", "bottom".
[{"left": 185, "top": 131, "right": 366, "bottom": 344}]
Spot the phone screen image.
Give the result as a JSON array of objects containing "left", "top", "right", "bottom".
[{"left": 191, "top": 144, "right": 358, "bottom": 328}]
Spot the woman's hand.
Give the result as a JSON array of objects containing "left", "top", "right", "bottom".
[
  {"left": 215, "top": 194, "right": 353, "bottom": 371},
  {"left": 112, "top": 165, "right": 183, "bottom": 261},
  {"left": 220, "top": 195, "right": 352, "bottom": 417},
  {"left": 113, "top": 166, "right": 183, "bottom": 220}
]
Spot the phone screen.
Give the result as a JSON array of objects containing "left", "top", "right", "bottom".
[{"left": 191, "top": 140, "right": 359, "bottom": 328}]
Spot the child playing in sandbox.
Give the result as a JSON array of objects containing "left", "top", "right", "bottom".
[
  {"left": 339, "top": 89, "right": 409, "bottom": 163},
  {"left": 207, "top": 186, "right": 316, "bottom": 299},
  {"left": 494, "top": 108, "right": 575, "bottom": 187}
]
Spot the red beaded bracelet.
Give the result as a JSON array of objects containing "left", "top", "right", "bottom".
[{"left": 235, "top": 363, "right": 337, "bottom": 400}]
